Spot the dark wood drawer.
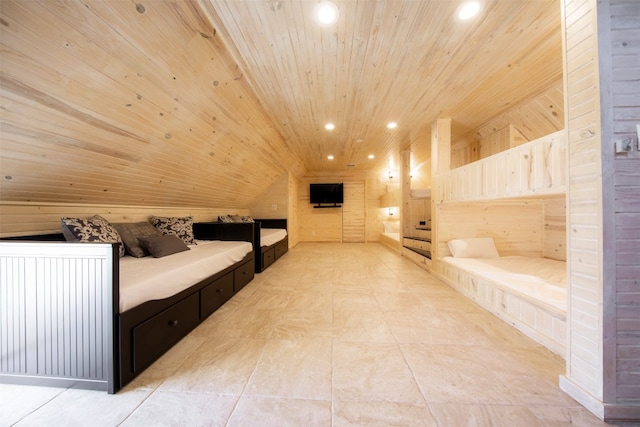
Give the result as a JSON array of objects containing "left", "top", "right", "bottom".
[
  {"left": 262, "top": 247, "right": 275, "bottom": 270},
  {"left": 274, "top": 237, "right": 288, "bottom": 259},
  {"left": 132, "top": 293, "right": 199, "bottom": 372},
  {"left": 234, "top": 259, "right": 254, "bottom": 292},
  {"left": 201, "top": 271, "right": 234, "bottom": 318}
]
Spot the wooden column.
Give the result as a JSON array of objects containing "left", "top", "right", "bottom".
[
  {"left": 430, "top": 117, "right": 451, "bottom": 262},
  {"left": 559, "top": 0, "right": 640, "bottom": 421},
  {"left": 401, "top": 149, "right": 412, "bottom": 239}
]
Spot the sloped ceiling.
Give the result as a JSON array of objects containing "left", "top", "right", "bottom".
[{"left": 0, "top": 0, "right": 562, "bottom": 208}]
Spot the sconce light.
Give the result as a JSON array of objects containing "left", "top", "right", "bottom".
[
  {"left": 388, "top": 207, "right": 395, "bottom": 216},
  {"left": 388, "top": 170, "right": 394, "bottom": 180}
]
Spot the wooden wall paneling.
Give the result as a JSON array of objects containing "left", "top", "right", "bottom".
[
  {"left": 439, "top": 131, "right": 567, "bottom": 202},
  {"left": 342, "top": 181, "right": 365, "bottom": 243},
  {"left": 0, "top": 201, "right": 249, "bottom": 237},
  {"left": 558, "top": 0, "right": 609, "bottom": 419},
  {"left": 288, "top": 173, "right": 300, "bottom": 247},
  {"left": 437, "top": 200, "right": 545, "bottom": 258},
  {"left": 0, "top": 0, "right": 302, "bottom": 211},
  {"left": 431, "top": 118, "right": 451, "bottom": 261},
  {"left": 602, "top": 0, "right": 640, "bottom": 418},
  {"left": 543, "top": 196, "right": 567, "bottom": 261},
  {"left": 249, "top": 174, "right": 289, "bottom": 219}
]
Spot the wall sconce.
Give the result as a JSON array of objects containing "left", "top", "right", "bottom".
[
  {"left": 388, "top": 171, "right": 394, "bottom": 180},
  {"left": 388, "top": 207, "right": 395, "bottom": 216}
]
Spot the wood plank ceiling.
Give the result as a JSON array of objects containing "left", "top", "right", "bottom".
[
  {"left": 0, "top": 0, "right": 562, "bottom": 208},
  {"left": 201, "top": 0, "right": 563, "bottom": 171}
]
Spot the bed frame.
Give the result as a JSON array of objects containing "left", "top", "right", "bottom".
[
  {"left": 0, "top": 229, "right": 255, "bottom": 393},
  {"left": 432, "top": 259, "right": 566, "bottom": 357},
  {"left": 193, "top": 219, "right": 288, "bottom": 273},
  {"left": 253, "top": 218, "right": 288, "bottom": 273}
]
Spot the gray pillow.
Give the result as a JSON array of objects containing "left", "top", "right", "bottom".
[
  {"left": 113, "top": 222, "right": 161, "bottom": 258},
  {"left": 60, "top": 215, "right": 125, "bottom": 257},
  {"left": 138, "top": 234, "right": 190, "bottom": 258}
]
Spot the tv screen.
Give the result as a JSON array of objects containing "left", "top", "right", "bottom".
[{"left": 310, "top": 183, "right": 343, "bottom": 204}]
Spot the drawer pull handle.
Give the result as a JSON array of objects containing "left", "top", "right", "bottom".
[
  {"left": 216, "top": 288, "right": 224, "bottom": 293},
  {"left": 168, "top": 320, "right": 179, "bottom": 326}
]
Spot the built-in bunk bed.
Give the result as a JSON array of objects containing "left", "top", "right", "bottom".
[
  {"left": 431, "top": 130, "right": 568, "bottom": 356},
  {"left": 380, "top": 220, "right": 401, "bottom": 251},
  {"left": 0, "top": 215, "right": 255, "bottom": 393},
  {"left": 194, "top": 217, "right": 288, "bottom": 273}
]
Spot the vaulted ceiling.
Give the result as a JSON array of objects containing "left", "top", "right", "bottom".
[{"left": 0, "top": 0, "right": 562, "bottom": 208}]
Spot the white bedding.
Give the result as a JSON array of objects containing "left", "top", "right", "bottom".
[
  {"left": 119, "top": 239, "right": 253, "bottom": 312},
  {"left": 441, "top": 256, "right": 567, "bottom": 311},
  {"left": 261, "top": 228, "right": 287, "bottom": 247},
  {"left": 382, "top": 232, "right": 400, "bottom": 242}
]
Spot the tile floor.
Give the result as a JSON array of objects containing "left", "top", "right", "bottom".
[{"left": 0, "top": 243, "right": 627, "bottom": 426}]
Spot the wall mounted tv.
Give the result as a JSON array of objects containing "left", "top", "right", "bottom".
[{"left": 309, "top": 183, "right": 343, "bottom": 206}]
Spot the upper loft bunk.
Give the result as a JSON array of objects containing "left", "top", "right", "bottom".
[{"left": 436, "top": 130, "right": 567, "bottom": 203}]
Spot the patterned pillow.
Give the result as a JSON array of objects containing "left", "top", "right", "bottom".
[
  {"left": 151, "top": 216, "right": 195, "bottom": 245},
  {"left": 113, "top": 222, "right": 161, "bottom": 258},
  {"left": 218, "top": 214, "right": 254, "bottom": 223},
  {"left": 60, "top": 215, "right": 125, "bottom": 257},
  {"left": 218, "top": 215, "right": 234, "bottom": 223}
]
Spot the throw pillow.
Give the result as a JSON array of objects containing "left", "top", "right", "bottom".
[
  {"left": 448, "top": 237, "right": 500, "bottom": 258},
  {"left": 113, "top": 222, "right": 161, "bottom": 258},
  {"left": 151, "top": 216, "right": 195, "bottom": 245},
  {"left": 60, "top": 215, "right": 125, "bottom": 257},
  {"left": 138, "top": 234, "right": 190, "bottom": 258},
  {"left": 218, "top": 215, "right": 234, "bottom": 223}
]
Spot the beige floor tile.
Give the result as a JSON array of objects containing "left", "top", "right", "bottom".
[
  {"left": 333, "top": 400, "right": 438, "bottom": 426},
  {"left": 333, "top": 310, "right": 396, "bottom": 343},
  {"left": 374, "top": 291, "right": 431, "bottom": 312},
  {"left": 158, "top": 337, "right": 267, "bottom": 394},
  {"left": 285, "top": 288, "right": 333, "bottom": 312},
  {"left": 200, "top": 307, "right": 282, "bottom": 338},
  {"left": 272, "top": 309, "right": 333, "bottom": 339},
  {"left": 121, "top": 391, "right": 238, "bottom": 427},
  {"left": 333, "top": 289, "right": 380, "bottom": 311},
  {"left": 244, "top": 337, "right": 332, "bottom": 400},
  {"left": 528, "top": 405, "right": 622, "bottom": 426},
  {"left": 401, "top": 343, "right": 519, "bottom": 405},
  {"left": 13, "top": 388, "right": 152, "bottom": 427},
  {"left": 227, "top": 396, "right": 331, "bottom": 427},
  {"left": 384, "top": 310, "right": 477, "bottom": 344},
  {"left": 0, "top": 384, "right": 64, "bottom": 426},
  {"left": 333, "top": 342, "right": 425, "bottom": 404},
  {"left": 428, "top": 403, "right": 546, "bottom": 427}
]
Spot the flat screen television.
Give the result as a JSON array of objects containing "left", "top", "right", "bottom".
[{"left": 309, "top": 183, "right": 343, "bottom": 205}]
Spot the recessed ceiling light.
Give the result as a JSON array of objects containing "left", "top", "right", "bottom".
[
  {"left": 457, "top": 1, "right": 481, "bottom": 20},
  {"left": 325, "top": 123, "right": 335, "bottom": 130},
  {"left": 314, "top": 1, "right": 339, "bottom": 25},
  {"left": 387, "top": 122, "right": 397, "bottom": 129},
  {"left": 327, "top": 155, "right": 334, "bottom": 160},
  {"left": 368, "top": 154, "right": 375, "bottom": 159}
]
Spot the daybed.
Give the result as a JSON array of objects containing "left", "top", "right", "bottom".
[
  {"left": 194, "top": 218, "right": 288, "bottom": 273},
  {"left": 432, "top": 238, "right": 567, "bottom": 356},
  {"left": 254, "top": 218, "right": 288, "bottom": 272},
  {"left": 380, "top": 221, "right": 400, "bottom": 252},
  {"left": 0, "top": 218, "right": 255, "bottom": 393}
]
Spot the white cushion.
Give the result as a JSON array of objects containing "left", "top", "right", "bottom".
[
  {"left": 448, "top": 237, "right": 500, "bottom": 258},
  {"left": 383, "top": 221, "right": 400, "bottom": 233}
]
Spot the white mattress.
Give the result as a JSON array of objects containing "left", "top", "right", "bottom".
[
  {"left": 261, "top": 228, "right": 287, "bottom": 247},
  {"left": 119, "top": 240, "right": 253, "bottom": 312},
  {"left": 381, "top": 232, "right": 400, "bottom": 242},
  {"left": 441, "top": 256, "right": 567, "bottom": 311}
]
